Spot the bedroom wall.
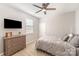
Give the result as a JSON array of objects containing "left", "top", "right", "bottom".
[
  {"left": 40, "top": 11, "right": 75, "bottom": 38},
  {"left": 75, "top": 8, "right": 79, "bottom": 34},
  {"left": 0, "top": 4, "right": 39, "bottom": 53}
]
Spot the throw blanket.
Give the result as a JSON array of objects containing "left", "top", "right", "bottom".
[{"left": 36, "top": 36, "right": 76, "bottom": 56}]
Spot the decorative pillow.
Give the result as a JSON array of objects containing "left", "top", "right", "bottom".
[
  {"left": 67, "top": 33, "right": 74, "bottom": 42},
  {"left": 63, "top": 35, "right": 69, "bottom": 41},
  {"left": 69, "top": 35, "right": 79, "bottom": 47},
  {"left": 62, "top": 33, "right": 74, "bottom": 41}
]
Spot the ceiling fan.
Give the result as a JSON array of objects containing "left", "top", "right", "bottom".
[{"left": 33, "top": 3, "right": 56, "bottom": 15}]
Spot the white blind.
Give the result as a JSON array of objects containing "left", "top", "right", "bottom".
[{"left": 26, "top": 19, "right": 33, "bottom": 34}]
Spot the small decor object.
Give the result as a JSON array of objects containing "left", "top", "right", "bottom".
[
  {"left": 10, "top": 32, "right": 12, "bottom": 37},
  {"left": 18, "top": 32, "right": 21, "bottom": 35},
  {"left": 5, "top": 32, "right": 8, "bottom": 37},
  {"left": 5, "top": 32, "right": 12, "bottom": 37}
]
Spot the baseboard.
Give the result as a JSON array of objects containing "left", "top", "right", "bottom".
[{"left": 0, "top": 52, "right": 3, "bottom": 56}]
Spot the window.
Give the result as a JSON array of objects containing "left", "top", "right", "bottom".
[{"left": 26, "top": 19, "right": 33, "bottom": 34}]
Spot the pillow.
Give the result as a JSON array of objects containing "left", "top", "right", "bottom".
[
  {"left": 63, "top": 35, "right": 69, "bottom": 41},
  {"left": 69, "top": 35, "right": 79, "bottom": 47},
  {"left": 62, "top": 33, "right": 74, "bottom": 41},
  {"left": 67, "top": 33, "right": 74, "bottom": 42}
]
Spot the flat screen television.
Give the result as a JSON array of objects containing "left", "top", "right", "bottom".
[{"left": 4, "top": 18, "right": 22, "bottom": 29}]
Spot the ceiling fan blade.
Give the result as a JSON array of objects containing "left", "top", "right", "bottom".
[
  {"left": 33, "top": 4, "right": 42, "bottom": 9},
  {"left": 46, "top": 8, "right": 56, "bottom": 10},
  {"left": 35, "top": 10, "right": 42, "bottom": 13},
  {"left": 44, "top": 11, "right": 46, "bottom": 15}
]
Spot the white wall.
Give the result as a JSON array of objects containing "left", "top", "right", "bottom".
[
  {"left": 40, "top": 12, "right": 75, "bottom": 38},
  {"left": 0, "top": 4, "right": 39, "bottom": 53},
  {"left": 75, "top": 9, "right": 79, "bottom": 34}
]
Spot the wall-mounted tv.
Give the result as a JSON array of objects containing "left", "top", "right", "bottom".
[{"left": 4, "top": 18, "right": 22, "bottom": 29}]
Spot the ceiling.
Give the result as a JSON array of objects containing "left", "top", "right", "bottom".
[{"left": 7, "top": 3, "right": 79, "bottom": 18}]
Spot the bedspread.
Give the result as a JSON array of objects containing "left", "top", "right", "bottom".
[{"left": 35, "top": 36, "right": 76, "bottom": 56}]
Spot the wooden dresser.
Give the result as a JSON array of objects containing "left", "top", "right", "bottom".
[{"left": 3, "top": 35, "right": 26, "bottom": 56}]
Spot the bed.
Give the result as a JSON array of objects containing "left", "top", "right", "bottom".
[{"left": 35, "top": 36, "right": 76, "bottom": 56}]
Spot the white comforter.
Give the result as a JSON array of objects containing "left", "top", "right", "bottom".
[{"left": 36, "top": 36, "right": 76, "bottom": 56}]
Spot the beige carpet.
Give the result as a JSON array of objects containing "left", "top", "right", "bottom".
[{"left": 13, "top": 42, "right": 50, "bottom": 56}]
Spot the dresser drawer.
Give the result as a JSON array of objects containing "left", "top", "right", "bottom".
[{"left": 4, "top": 35, "right": 26, "bottom": 56}]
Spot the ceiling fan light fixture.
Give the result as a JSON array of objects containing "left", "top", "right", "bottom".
[
  {"left": 33, "top": 3, "right": 56, "bottom": 15},
  {"left": 42, "top": 9, "right": 46, "bottom": 12}
]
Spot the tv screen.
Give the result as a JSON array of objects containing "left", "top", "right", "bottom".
[{"left": 4, "top": 19, "right": 22, "bottom": 29}]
